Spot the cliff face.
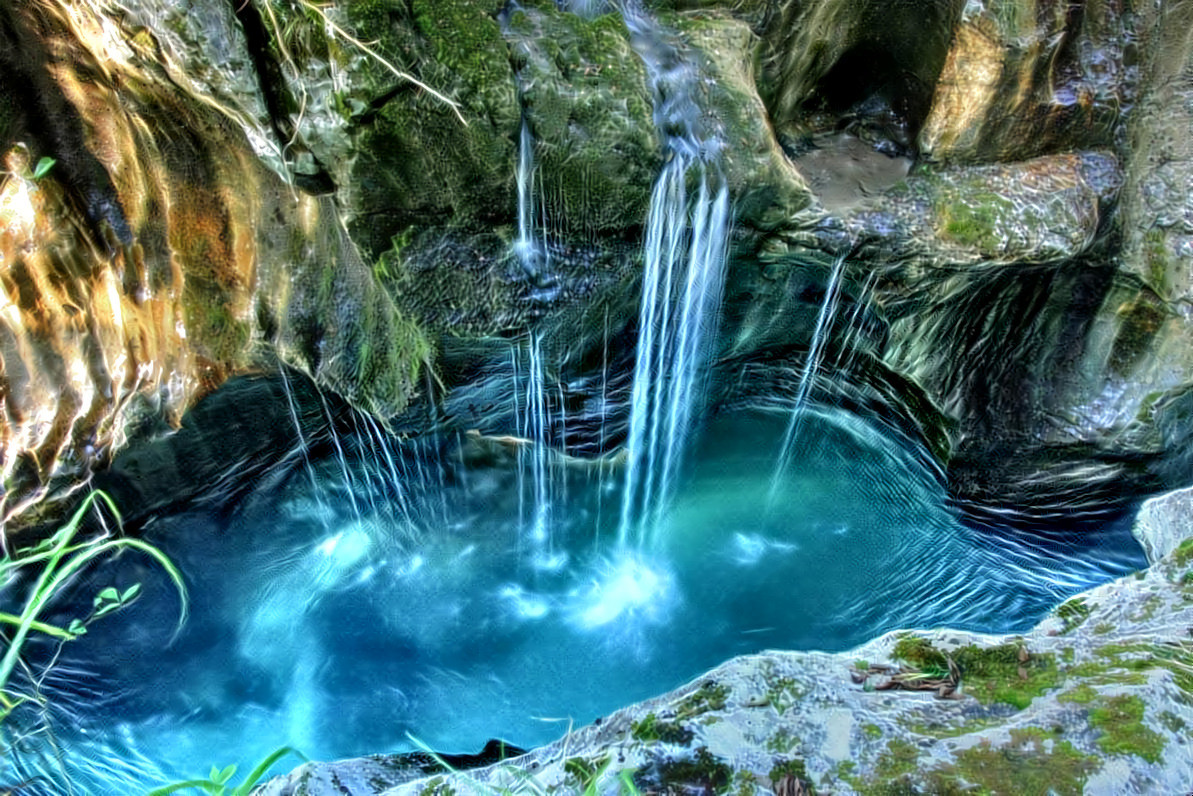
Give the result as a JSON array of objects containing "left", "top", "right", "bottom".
[
  {"left": 3, "top": 0, "right": 1193, "bottom": 532},
  {"left": 0, "top": 0, "right": 427, "bottom": 529}
]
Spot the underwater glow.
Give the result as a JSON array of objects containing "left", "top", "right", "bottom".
[
  {"left": 0, "top": 405, "right": 1146, "bottom": 794},
  {"left": 569, "top": 553, "right": 675, "bottom": 630}
]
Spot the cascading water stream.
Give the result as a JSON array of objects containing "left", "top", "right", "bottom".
[
  {"left": 509, "top": 65, "right": 557, "bottom": 560},
  {"left": 616, "top": 1, "right": 731, "bottom": 549},
  {"left": 768, "top": 252, "right": 848, "bottom": 502},
  {"left": 514, "top": 117, "right": 539, "bottom": 275},
  {"left": 521, "top": 333, "right": 553, "bottom": 554}
]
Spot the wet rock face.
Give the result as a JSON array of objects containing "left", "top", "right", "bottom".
[
  {"left": 506, "top": 3, "right": 661, "bottom": 235},
  {"left": 918, "top": 0, "right": 1138, "bottom": 165},
  {"left": 0, "top": 1, "right": 426, "bottom": 529},
  {"left": 3, "top": 0, "right": 1193, "bottom": 531}
]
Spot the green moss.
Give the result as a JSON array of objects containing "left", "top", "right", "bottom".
[
  {"left": 941, "top": 728, "right": 1097, "bottom": 796},
  {"left": 504, "top": 2, "right": 658, "bottom": 233},
  {"left": 344, "top": 0, "right": 518, "bottom": 252},
  {"left": 1130, "top": 595, "right": 1162, "bottom": 623},
  {"left": 1089, "top": 695, "right": 1165, "bottom": 763},
  {"left": 935, "top": 189, "right": 1015, "bottom": 252},
  {"left": 908, "top": 716, "right": 1003, "bottom": 739},
  {"left": 417, "top": 776, "right": 456, "bottom": 796},
  {"left": 630, "top": 713, "right": 693, "bottom": 745},
  {"left": 657, "top": 747, "right": 732, "bottom": 794},
  {"left": 765, "top": 727, "right": 799, "bottom": 754},
  {"left": 185, "top": 292, "right": 250, "bottom": 364},
  {"left": 1063, "top": 660, "right": 1149, "bottom": 687},
  {"left": 862, "top": 723, "right": 883, "bottom": 740},
  {"left": 768, "top": 759, "right": 813, "bottom": 793},
  {"left": 1109, "top": 296, "right": 1167, "bottom": 378},
  {"left": 1159, "top": 710, "right": 1187, "bottom": 733},
  {"left": 891, "top": 636, "right": 942, "bottom": 668},
  {"left": 892, "top": 637, "right": 1060, "bottom": 709},
  {"left": 1055, "top": 597, "right": 1093, "bottom": 633},
  {"left": 1061, "top": 647, "right": 1076, "bottom": 663},
  {"left": 1142, "top": 226, "right": 1170, "bottom": 295},
  {"left": 1058, "top": 684, "right": 1099, "bottom": 704},
  {"left": 1095, "top": 642, "right": 1153, "bottom": 659},
  {"left": 873, "top": 739, "right": 919, "bottom": 781},
  {"left": 766, "top": 675, "right": 808, "bottom": 714},
  {"left": 411, "top": 0, "right": 508, "bottom": 100},
  {"left": 1172, "top": 538, "right": 1193, "bottom": 567},
  {"left": 675, "top": 681, "right": 729, "bottom": 719},
  {"left": 731, "top": 769, "right": 758, "bottom": 796},
  {"left": 1093, "top": 622, "right": 1116, "bottom": 635}
]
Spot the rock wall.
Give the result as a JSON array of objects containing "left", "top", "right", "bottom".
[
  {"left": 4, "top": 0, "right": 1193, "bottom": 531},
  {"left": 0, "top": 0, "right": 426, "bottom": 530}
]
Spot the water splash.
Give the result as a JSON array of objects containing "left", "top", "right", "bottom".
[
  {"left": 768, "top": 252, "right": 847, "bottom": 502},
  {"left": 617, "top": 2, "right": 731, "bottom": 548}
]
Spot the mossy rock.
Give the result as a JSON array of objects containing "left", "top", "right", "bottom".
[
  {"left": 272, "top": 199, "right": 430, "bottom": 418},
  {"left": 892, "top": 636, "right": 1060, "bottom": 709},
  {"left": 344, "top": 0, "right": 519, "bottom": 255},
  {"left": 935, "top": 728, "right": 1099, "bottom": 796},
  {"left": 505, "top": 2, "right": 660, "bottom": 234},
  {"left": 666, "top": 9, "right": 812, "bottom": 229}
]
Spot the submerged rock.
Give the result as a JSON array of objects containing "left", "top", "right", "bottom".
[{"left": 258, "top": 487, "right": 1193, "bottom": 795}]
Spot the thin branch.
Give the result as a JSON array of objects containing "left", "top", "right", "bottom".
[{"left": 294, "top": 0, "right": 468, "bottom": 125}]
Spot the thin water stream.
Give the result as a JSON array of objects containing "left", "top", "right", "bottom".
[{"left": 617, "top": 0, "right": 731, "bottom": 548}]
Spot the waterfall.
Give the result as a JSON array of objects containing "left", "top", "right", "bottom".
[
  {"left": 769, "top": 253, "right": 848, "bottom": 500},
  {"left": 523, "top": 332, "right": 552, "bottom": 549},
  {"left": 510, "top": 97, "right": 558, "bottom": 561},
  {"left": 555, "top": 0, "right": 610, "bottom": 17},
  {"left": 514, "top": 118, "right": 539, "bottom": 275},
  {"left": 617, "top": 2, "right": 731, "bottom": 549}
]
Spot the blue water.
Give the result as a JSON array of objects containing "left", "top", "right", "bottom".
[{"left": 0, "top": 404, "right": 1146, "bottom": 794}]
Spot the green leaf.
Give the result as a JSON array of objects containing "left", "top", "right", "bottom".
[
  {"left": 32, "top": 156, "right": 56, "bottom": 179},
  {"left": 232, "top": 747, "right": 306, "bottom": 796},
  {"left": 67, "top": 619, "right": 87, "bottom": 637},
  {"left": 617, "top": 768, "right": 642, "bottom": 796},
  {"left": 0, "top": 612, "right": 77, "bottom": 640},
  {"left": 95, "top": 587, "right": 119, "bottom": 607},
  {"left": 214, "top": 764, "right": 237, "bottom": 784},
  {"left": 120, "top": 583, "right": 142, "bottom": 604}
]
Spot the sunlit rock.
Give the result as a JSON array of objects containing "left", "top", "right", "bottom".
[
  {"left": 0, "top": 1, "right": 427, "bottom": 528},
  {"left": 919, "top": 0, "right": 1134, "bottom": 164}
]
